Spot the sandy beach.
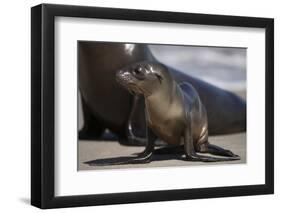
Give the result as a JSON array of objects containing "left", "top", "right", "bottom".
[{"left": 78, "top": 132, "right": 246, "bottom": 170}]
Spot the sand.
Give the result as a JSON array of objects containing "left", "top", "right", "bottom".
[{"left": 78, "top": 132, "right": 246, "bottom": 171}]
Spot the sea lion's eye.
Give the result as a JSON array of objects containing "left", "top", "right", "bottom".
[
  {"left": 132, "top": 65, "right": 146, "bottom": 80},
  {"left": 133, "top": 66, "right": 143, "bottom": 75}
]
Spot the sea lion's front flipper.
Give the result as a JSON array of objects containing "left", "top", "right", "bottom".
[
  {"left": 84, "top": 128, "right": 156, "bottom": 166},
  {"left": 124, "top": 94, "right": 147, "bottom": 146}
]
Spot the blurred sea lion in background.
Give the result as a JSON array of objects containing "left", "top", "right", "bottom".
[{"left": 78, "top": 42, "right": 246, "bottom": 145}]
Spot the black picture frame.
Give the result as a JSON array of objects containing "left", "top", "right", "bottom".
[{"left": 31, "top": 3, "right": 274, "bottom": 209}]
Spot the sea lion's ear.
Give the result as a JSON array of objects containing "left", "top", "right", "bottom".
[{"left": 154, "top": 73, "right": 163, "bottom": 84}]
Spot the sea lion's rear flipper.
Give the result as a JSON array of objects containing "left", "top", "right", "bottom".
[
  {"left": 184, "top": 126, "right": 240, "bottom": 162},
  {"left": 197, "top": 142, "right": 240, "bottom": 158}
]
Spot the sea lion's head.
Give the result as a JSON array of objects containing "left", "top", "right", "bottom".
[{"left": 116, "top": 61, "right": 171, "bottom": 97}]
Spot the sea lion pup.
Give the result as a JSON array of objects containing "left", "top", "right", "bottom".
[
  {"left": 114, "top": 61, "right": 241, "bottom": 163},
  {"left": 87, "top": 61, "right": 239, "bottom": 166}
]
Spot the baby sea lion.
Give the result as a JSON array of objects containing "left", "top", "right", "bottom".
[
  {"left": 116, "top": 61, "right": 241, "bottom": 163},
  {"left": 86, "top": 61, "right": 240, "bottom": 165}
]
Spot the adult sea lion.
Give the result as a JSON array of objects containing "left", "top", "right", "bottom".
[
  {"left": 79, "top": 42, "right": 246, "bottom": 144},
  {"left": 86, "top": 61, "right": 240, "bottom": 165}
]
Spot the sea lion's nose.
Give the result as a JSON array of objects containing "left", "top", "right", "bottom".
[
  {"left": 116, "top": 70, "right": 130, "bottom": 82},
  {"left": 116, "top": 69, "right": 126, "bottom": 78},
  {"left": 117, "top": 69, "right": 132, "bottom": 76}
]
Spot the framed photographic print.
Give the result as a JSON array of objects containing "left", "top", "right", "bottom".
[{"left": 31, "top": 3, "right": 274, "bottom": 209}]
